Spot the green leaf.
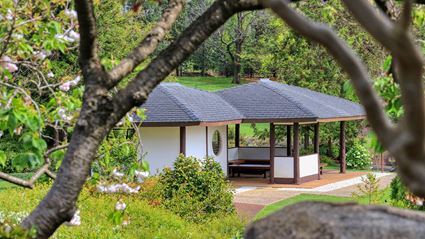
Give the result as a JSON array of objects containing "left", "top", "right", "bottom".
[
  {"left": 32, "top": 138, "right": 47, "bottom": 152},
  {"left": 7, "top": 112, "right": 18, "bottom": 132},
  {"left": 0, "top": 150, "right": 7, "bottom": 168},
  {"left": 383, "top": 56, "right": 392, "bottom": 72},
  {"left": 13, "top": 152, "right": 41, "bottom": 171}
]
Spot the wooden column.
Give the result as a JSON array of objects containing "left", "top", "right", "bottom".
[
  {"left": 314, "top": 123, "right": 320, "bottom": 180},
  {"left": 206, "top": 126, "right": 209, "bottom": 158},
  {"left": 293, "top": 123, "right": 300, "bottom": 184},
  {"left": 180, "top": 126, "right": 186, "bottom": 155},
  {"left": 286, "top": 125, "right": 292, "bottom": 156},
  {"left": 270, "top": 123, "right": 276, "bottom": 184},
  {"left": 339, "top": 121, "right": 346, "bottom": 174},
  {"left": 235, "top": 124, "right": 240, "bottom": 148}
]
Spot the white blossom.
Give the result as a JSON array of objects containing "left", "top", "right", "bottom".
[
  {"left": 59, "top": 75, "right": 81, "bottom": 91},
  {"left": 11, "top": 33, "right": 23, "bottom": 39},
  {"left": 97, "top": 183, "right": 140, "bottom": 194},
  {"left": 55, "top": 34, "right": 75, "bottom": 43},
  {"left": 58, "top": 108, "right": 72, "bottom": 121},
  {"left": 0, "top": 131, "right": 3, "bottom": 138},
  {"left": 0, "top": 55, "right": 18, "bottom": 73},
  {"left": 135, "top": 170, "right": 149, "bottom": 183},
  {"left": 68, "top": 30, "right": 80, "bottom": 41},
  {"left": 64, "top": 9, "right": 78, "bottom": 20},
  {"left": 115, "top": 200, "right": 127, "bottom": 211},
  {"left": 5, "top": 9, "right": 13, "bottom": 21},
  {"left": 112, "top": 169, "right": 125, "bottom": 179},
  {"left": 122, "top": 220, "right": 130, "bottom": 226},
  {"left": 34, "top": 51, "right": 49, "bottom": 60},
  {"left": 47, "top": 72, "right": 54, "bottom": 78},
  {"left": 65, "top": 210, "right": 81, "bottom": 227}
]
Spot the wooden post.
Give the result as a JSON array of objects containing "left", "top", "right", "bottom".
[
  {"left": 206, "top": 126, "right": 209, "bottom": 158},
  {"left": 235, "top": 124, "right": 240, "bottom": 148},
  {"left": 270, "top": 123, "right": 276, "bottom": 184},
  {"left": 314, "top": 123, "right": 320, "bottom": 179},
  {"left": 339, "top": 121, "right": 346, "bottom": 174},
  {"left": 294, "top": 123, "right": 300, "bottom": 184},
  {"left": 180, "top": 126, "right": 186, "bottom": 155},
  {"left": 286, "top": 125, "right": 291, "bottom": 156}
]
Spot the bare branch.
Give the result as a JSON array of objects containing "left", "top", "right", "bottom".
[
  {"left": 0, "top": 144, "right": 66, "bottom": 188},
  {"left": 75, "top": 0, "right": 102, "bottom": 77},
  {"left": 107, "top": 0, "right": 185, "bottom": 87},
  {"left": 398, "top": 0, "right": 413, "bottom": 30},
  {"left": 265, "top": 0, "right": 397, "bottom": 149}
]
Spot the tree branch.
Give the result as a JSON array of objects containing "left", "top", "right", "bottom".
[
  {"left": 111, "top": 0, "right": 264, "bottom": 121},
  {"left": 265, "top": 0, "right": 397, "bottom": 149},
  {"left": 75, "top": 0, "right": 102, "bottom": 80},
  {"left": 0, "top": 144, "right": 67, "bottom": 189},
  {"left": 107, "top": 0, "right": 185, "bottom": 87}
]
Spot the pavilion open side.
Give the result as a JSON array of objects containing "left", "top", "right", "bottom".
[{"left": 135, "top": 79, "right": 365, "bottom": 184}]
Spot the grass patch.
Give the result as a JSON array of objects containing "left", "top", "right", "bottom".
[
  {"left": 0, "top": 184, "right": 244, "bottom": 238},
  {"left": 255, "top": 188, "right": 392, "bottom": 220},
  {"left": 169, "top": 76, "right": 247, "bottom": 92}
]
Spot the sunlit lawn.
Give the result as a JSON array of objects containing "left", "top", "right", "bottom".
[{"left": 255, "top": 188, "right": 392, "bottom": 220}]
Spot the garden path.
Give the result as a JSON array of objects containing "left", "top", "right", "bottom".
[{"left": 233, "top": 172, "right": 396, "bottom": 220}]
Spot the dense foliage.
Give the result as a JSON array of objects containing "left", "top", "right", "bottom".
[
  {"left": 346, "top": 141, "right": 372, "bottom": 170},
  {"left": 159, "top": 155, "right": 235, "bottom": 223}
]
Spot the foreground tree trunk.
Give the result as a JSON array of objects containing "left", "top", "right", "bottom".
[
  {"left": 20, "top": 0, "right": 263, "bottom": 237},
  {"left": 233, "top": 39, "right": 242, "bottom": 84},
  {"left": 245, "top": 202, "right": 425, "bottom": 239}
]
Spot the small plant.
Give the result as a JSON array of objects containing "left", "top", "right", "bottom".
[
  {"left": 352, "top": 173, "right": 380, "bottom": 204},
  {"left": 346, "top": 141, "right": 372, "bottom": 169}
]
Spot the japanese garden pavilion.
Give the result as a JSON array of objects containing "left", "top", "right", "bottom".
[{"left": 135, "top": 79, "right": 365, "bottom": 184}]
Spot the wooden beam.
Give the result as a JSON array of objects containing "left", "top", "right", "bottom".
[
  {"left": 180, "top": 126, "right": 186, "bottom": 155},
  {"left": 270, "top": 123, "right": 276, "bottom": 184},
  {"left": 314, "top": 123, "right": 320, "bottom": 180},
  {"left": 339, "top": 121, "right": 346, "bottom": 174},
  {"left": 287, "top": 125, "right": 291, "bottom": 156},
  {"left": 294, "top": 123, "right": 300, "bottom": 184},
  {"left": 235, "top": 124, "right": 240, "bottom": 148}
]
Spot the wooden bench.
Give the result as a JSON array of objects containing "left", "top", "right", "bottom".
[{"left": 229, "top": 159, "right": 271, "bottom": 178}]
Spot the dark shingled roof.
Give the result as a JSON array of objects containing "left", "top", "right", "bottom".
[
  {"left": 138, "top": 80, "right": 365, "bottom": 126},
  {"left": 216, "top": 79, "right": 365, "bottom": 121},
  {"left": 140, "top": 83, "right": 243, "bottom": 125}
]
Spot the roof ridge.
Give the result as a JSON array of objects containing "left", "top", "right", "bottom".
[
  {"left": 158, "top": 85, "right": 201, "bottom": 121},
  {"left": 284, "top": 85, "right": 354, "bottom": 115},
  {"left": 259, "top": 81, "right": 316, "bottom": 117},
  {"left": 213, "top": 92, "right": 245, "bottom": 119}
]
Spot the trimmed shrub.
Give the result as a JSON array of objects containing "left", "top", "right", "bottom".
[
  {"left": 159, "top": 155, "right": 235, "bottom": 223},
  {"left": 346, "top": 141, "right": 372, "bottom": 169}
]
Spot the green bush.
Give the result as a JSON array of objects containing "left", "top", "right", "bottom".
[
  {"left": 390, "top": 176, "right": 425, "bottom": 210},
  {"left": 346, "top": 141, "right": 372, "bottom": 169},
  {"left": 159, "top": 155, "right": 235, "bottom": 223}
]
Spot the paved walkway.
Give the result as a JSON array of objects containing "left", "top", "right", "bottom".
[{"left": 233, "top": 173, "right": 396, "bottom": 220}]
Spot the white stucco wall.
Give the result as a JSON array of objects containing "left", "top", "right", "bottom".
[
  {"left": 299, "top": 154, "right": 319, "bottom": 177},
  {"left": 186, "top": 126, "right": 207, "bottom": 159},
  {"left": 140, "top": 127, "right": 180, "bottom": 175},
  {"left": 207, "top": 126, "right": 228, "bottom": 176},
  {"left": 274, "top": 157, "right": 294, "bottom": 178}
]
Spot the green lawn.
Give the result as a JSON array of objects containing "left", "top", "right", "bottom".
[
  {"left": 0, "top": 184, "right": 244, "bottom": 238},
  {"left": 169, "top": 76, "right": 247, "bottom": 92},
  {"left": 255, "top": 188, "right": 392, "bottom": 220}
]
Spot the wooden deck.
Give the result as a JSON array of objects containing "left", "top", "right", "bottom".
[{"left": 230, "top": 170, "right": 367, "bottom": 189}]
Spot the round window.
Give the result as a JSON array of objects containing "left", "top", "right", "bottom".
[{"left": 212, "top": 130, "right": 221, "bottom": 156}]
